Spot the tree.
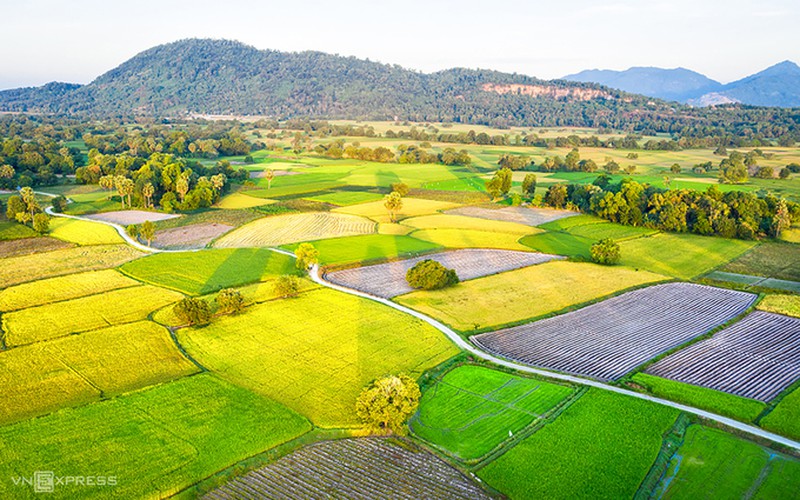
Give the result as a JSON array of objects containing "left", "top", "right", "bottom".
[
  {"left": 771, "top": 199, "right": 792, "bottom": 238},
  {"left": 295, "top": 243, "right": 319, "bottom": 270},
  {"left": 383, "top": 192, "right": 403, "bottom": 223},
  {"left": 264, "top": 169, "right": 275, "bottom": 189},
  {"left": 274, "top": 275, "right": 302, "bottom": 298},
  {"left": 217, "top": 288, "right": 245, "bottom": 313},
  {"left": 521, "top": 173, "right": 537, "bottom": 197},
  {"left": 126, "top": 224, "right": 139, "bottom": 239},
  {"left": 779, "top": 167, "right": 791, "bottom": 179},
  {"left": 140, "top": 220, "right": 155, "bottom": 246},
  {"left": 19, "top": 187, "right": 39, "bottom": 225},
  {"left": 114, "top": 175, "right": 127, "bottom": 209},
  {"left": 391, "top": 182, "right": 409, "bottom": 196},
  {"left": 142, "top": 182, "right": 155, "bottom": 208},
  {"left": 565, "top": 148, "right": 580, "bottom": 171},
  {"left": 173, "top": 297, "right": 212, "bottom": 326},
  {"left": 32, "top": 213, "right": 49, "bottom": 234},
  {"left": 405, "top": 260, "right": 459, "bottom": 290},
  {"left": 99, "top": 175, "right": 115, "bottom": 198},
  {"left": 590, "top": 238, "right": 621, "bottom": 265},
  {"left": 50, "top": 195, "right": 68, "bottom": 213},
  {"left": 176, "top": 175, "right": 189, "bottom": 203},
  {"left": 6, "top": 195, "right": 25, "bottom": 221},
  {"left": 755, "top": 166, "right": 774, "bottom": 179},
  {"left": 604, "top": 160, "right": 620, "bottom": 174},
  {"left": 670, "top": 163, "right": 682, "bottom": 174},
  {"left": 544, "top": 184, "right": 568, "bottom": 208},
  {"left": 355, "top": 375, "right": 421, "bottom": 435}
]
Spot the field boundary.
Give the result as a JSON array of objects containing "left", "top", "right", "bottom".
[{"left": 633, "top": 413, "right": 692, "bottom": 499}]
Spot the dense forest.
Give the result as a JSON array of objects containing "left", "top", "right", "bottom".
[{"left": 1, "top": 39, "right": 799, "bottom": 143}]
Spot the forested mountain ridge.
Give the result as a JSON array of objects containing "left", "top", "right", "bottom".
[{"left": 1, "top": 39, "right": 799, "bottom": 141}]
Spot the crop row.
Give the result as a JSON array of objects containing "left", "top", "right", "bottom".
[
  {"left": 327, "top": 248, "right": 560, "bottom": 298},
  {"left": 647, "top": 311, "right": 800, "bottom": 401},
  {"left": 446, "top": 206, "right": 578, "bottom": 227},
  {"left": 204, "top": 438, "right": 489, "bottom": 500},
  {"left": 472, "top": 283, "right": 756, "bottom": 381},
  {"left": 214, "top": 212, "right": 375, "bottom": 247}
]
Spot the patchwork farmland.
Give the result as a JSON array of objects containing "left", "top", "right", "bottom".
[
  {"left": 472, "top": 283, "right": 756, "bottom": 380},
  {"left": 446, "top": 206, "right": 579, "bottom": 226},
  {"left": 213, "top": 212, "right": 375, "bottom": 247},
  {"left": 203, "top": 438, "right": 491, "bottom": 500},
  {"left": 326, "top": 248, "right": 561, "bottom": 298},
  {"left": 646, "top": 311, "right": 800, "bottom": 401}
]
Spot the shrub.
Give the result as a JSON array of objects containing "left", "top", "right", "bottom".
[
  {"left": 51, "top": 195, "right": 68, "bottom": 213},
  {"left": 126, "top": 224, "right": 139, "bottom": 238},
  {"left": 32, "top": 213, "right": 49, "bottom": 234},
  {"left": 274, "top": 275, "right": 302, "bottom": 298},
  {"left": 590, "top": 238, "right": 621, "bottom": 265},
  {"left": 355, "top": 375, "right": 421, "bottom": 435},
  {"left": 295, "top": 243, "right": 319, "bottom": 270},
  {"left": 406, "top": 260, "right": 459, "bottom": 290},
  {"left": 173, "top": 297, "right": 212, "bottom": 326},
  {"left": 217, "top": 288, "right": 245, "bottom": 314}
]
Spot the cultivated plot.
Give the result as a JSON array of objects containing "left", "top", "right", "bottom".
[
  {"left": 410, "top": 365, "right": 574, "bottom": 460},
  {"left": 472, "top": 283, "right": 756, "bottom": 381},
  {"left": 446, "top": 206, "right": 578, "bottom": 226},
  {"left": 152, "top": 223, "right": 234, "bottom": 250},
  {"left": 334, "top": 197, "right": 459, "bottom": 223},
  {"left": 327, "top": 249, "right": 561, "bottom": 298},
  {"left": 646, "top": 311, "right": 800, "bottom": 401},
  {"left": 214, "top": 212, "right": 375, "bottom": 247},
  {"left": 85, "top": 210, "right": 180, "bottom": 225},
  {"left": 204, "top": 438, "right": 490, "bottom": 500},
  {"left": 47, "top": 218, "right": 125, "bottom": 245}
]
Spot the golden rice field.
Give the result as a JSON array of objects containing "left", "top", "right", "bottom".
[
  {"left": 757, "top": 294, "right": 800, "bottom": 318},
  {"left": 2, "top": 286, "right": 184, "bottom": 346},
  {"left": 333, "top": 198, "right": 459, "bottom": 223},
  {"left": 377, "top": 222, "right": 414, "bottom": 235},
  {"left": 215, "top": 192, "right": 277, "bottom": 209},
  {"left": 409, "top": 228, "right": 537, "bottom": 252},
  {"left": 47, "top": 217, "right": 125, "bottom": 245},
  {"left": 213, "top": 212, "right": 375, "bottom": 248},
  {"left": 177, "top": 288, "right": 459, "bottom": 427},
  {"left": 0, "top": 245, "right": 143, "bottom": 288},
  {"left": 402, "top": 214, "right": 534, "bottom": 235},
  {"left": 0, "top": 321, "right": 198, "bottom": 425},
  {"left": 396, "top": 260, "right": 667, "bottom": 331},
  {"left": 0, "top": 270, "right": 140, "bottom": 312}
]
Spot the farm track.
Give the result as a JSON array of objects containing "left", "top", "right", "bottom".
[
  {"left": 647, "top": 311, "right": 800, "bottom": 401},
  {"left": 326, "top": 248, "right": 562, "bottom": 298},
  {"left": 31, "top": 203, "right": 800, "bottom": 451},
  {"left": 471, "top": 283, "right": 756, "bottom": 381},
  {"left": 203, "top": 438, "right": 491, "bottom": 500}
]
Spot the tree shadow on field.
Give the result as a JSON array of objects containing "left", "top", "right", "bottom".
[
  {"left": 201, "top": 248, "right": 274, "bottom": 294},
  {"left": 375, "top": 169, "right": 403, "bottom": 188}
]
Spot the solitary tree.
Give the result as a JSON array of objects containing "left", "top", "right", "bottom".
[
  {"left": 264, "top": 169, "right": 275, "bottom": 189},
  {"left": 295, "top": 243, "right": 319, "bottom": 270},
  {"left": 173, "top": 298, "right": 212, "bottom": 326},
  {"left": 670, "top": 163, "right": 682, "bottom": 174},
  {"left": 522, "top": 173, "right": 537, "bottom": 197},
  {"left": 384, "top": 192, "right": 403, "bottom": 223},
  {"left": 140, "top": 220, "right": 155, "bottom": 246},
  {"left": 590, "top": 238, "right": 621, "bottom": 265},
  {"left": 217, "top": 288, "right": 245, "bottom": 314},
  {"left": 355, "top": 375, "right": 421, "bottom": 435},
  {"left": 406, "top": 260, "right": 459, "bottom": 290},
  {"left": 274, "top": 275, "right": 302, "bottom": 298},
  {"left": 32, "top": 213, "right": 49, "bottom": 234}
]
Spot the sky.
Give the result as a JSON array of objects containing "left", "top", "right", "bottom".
[{"left": 1, "top": 0, "right": 799, "bottom": 90}]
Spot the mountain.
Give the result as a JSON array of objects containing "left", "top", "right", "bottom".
[
  {"left": 0, "top": 38, "right": 667, "bottom": 128},
  {"left": 563, "top": 67, "right": 722, "bottom": 103},
  {"left": 690, "top": 61, "right": 800, "bottom": 108}
]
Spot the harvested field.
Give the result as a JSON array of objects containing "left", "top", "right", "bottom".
[
  {"left": 646, "top": 311, "right": 800, "bottom": 401},
  {"left": 334, "top": 198, "right": 459, "bottom": 223},
  {"left": 85, "top": 210, "right": 180, "bottom": 225},
  {"left": 410, "top": 228, "right": 534, "bottom": 251},
  {"left": 304, "top": 190, "right": 383, "bottom": 206},
  {"left": 0, "top": 269, "right": 139, "bottom": 311},
  {"left": 327, "top": 249, "right": 561, "bottom": 298},
  {"left": 152, "top": 223, "right": 234, "bottom": 250},
  {"left": 249, "top": 169, "right": 301, "bottom": 178},
  {"left": 0, "top": 237, "right": 72, "bottom": 259},
  {"left": 204, "top": 438, "right": 490, "bottom": 500},
  {"left": 402, "top": 213, "right": 534, "bottom": 235},
  {"left": 0, "top": 244, "right": 143, "bottom": 288},
  {"left": 214, "top": 212, "right": 375, "bottom": 248},
  {"left": 281, "top": 234, "right": 441, "bottom": 266},
  {"left": 472, "top": 283, "right": 756, "bottom": 381},
  {"left": 215, "top": 192, "right": 276, "bottom": 209},
  {"left": 446, "top": 206, "right": 578, "bottom": 226}
]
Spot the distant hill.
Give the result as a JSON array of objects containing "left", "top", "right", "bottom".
[
  {"left": 564, "top": 62, "right": 800, "bottom": 108},
  {"left": 690, "top": 61, "right": 800, "bottom": 107},
  {"left": 563, "top": 67, "right": 722, "bottom": 103}
]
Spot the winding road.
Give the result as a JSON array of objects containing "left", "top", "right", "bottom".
[{"left": 42, "top": 197, "right": 800, "bottom": 451}]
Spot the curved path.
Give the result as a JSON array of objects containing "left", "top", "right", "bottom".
[
  {"left": 307, "top": 264, "right": 800, "bottom": 451},
  {"left": 32, "top": 192, "right": 800, "bottom": 450}
]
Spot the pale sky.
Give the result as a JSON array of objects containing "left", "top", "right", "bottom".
[{"left": 1, "top": 0, "right": 798, "bottom": 90}]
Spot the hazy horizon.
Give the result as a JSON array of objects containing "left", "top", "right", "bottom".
[{"left": 2, "top": 0, "right": 798, "bottom": 90}]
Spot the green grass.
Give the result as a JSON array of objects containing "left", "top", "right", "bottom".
[
  {"left": 477, "top": 388, "right": 680, "bottom": 500},
  {"left": 281, "top": 234, "right": 442, "bottom": 266},
  {"left": 0, "top": 374, "right": 310, "bottom": 499},
  {"left": 653, "top": 425, "right": 800, "bottom": 499},
  {"left": 566, "top": 221, "right": 658, "bottom": 241},
  {"left": 537, "top": 214, "right": 606, "bottom": 231},
  {"left": 760, "top": 386, "right": 800, "bottom": 442},
  {"left": 721, "top": 241, "right": 800, "bottom": 282},
  {"left": 396, "top": 260, "right": 666, "bottom": 331},
  {"left": 176, "top": 288, "right": 459, "bottom": 427},
  {"left": 629, "top": 373, "right": 766, "bottom": 423},
  {"left": 0, "top": 221, "right": 35, "bottom": 240},
  {"left": 619, "top": 233, "right": 757, "bottom": 280},
  {"left": 519, "top": 231, "right": 595, "bottom": 258},
  {"left": 410, "top": 365, "right": 574, "bottom": 461},
  {"left": 303, "top": 190, "right": 384, "bottom": 206},
  {"left": 0, "top": 321, "right": 199, "bottom": 425},
  {"left": 2, "top": 285, "right": 184, "bottom": 346},
  {"left": 120, "top": 248, "right": 297, "bottom": 295}
]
